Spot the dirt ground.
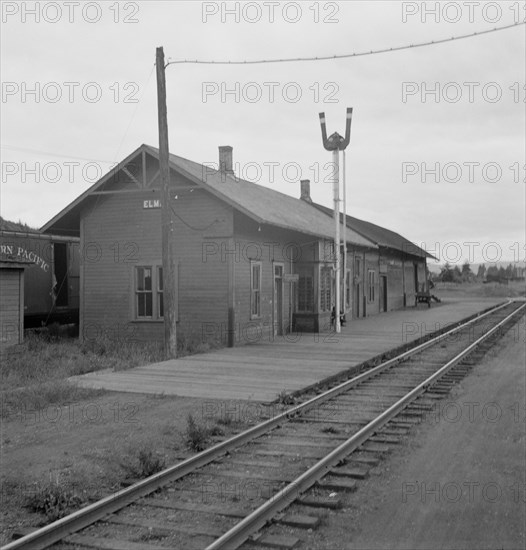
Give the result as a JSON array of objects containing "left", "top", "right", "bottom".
[
  {"left": 1, "top": 301, "right": 524, "bottom": 548},
  {"left": 0, "top": 392, "right": 260, "bottom": 545},
  {"left": 301, "top": 313, "right": 525, "bottom": 550}
]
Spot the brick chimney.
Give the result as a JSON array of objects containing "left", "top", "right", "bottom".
[
  {"left": 300, "top": 179, "right": 312, "bottom": 203},
  {"left": 219, "top": 146, "right": 234, "bottom": 175}
]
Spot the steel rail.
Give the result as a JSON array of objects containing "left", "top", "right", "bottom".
[
  {"left": 206, "top": 301, "right": 525, "bottom": 550},
  {"left": 2, "top": 300, "right": 517, "bottom": 550}
]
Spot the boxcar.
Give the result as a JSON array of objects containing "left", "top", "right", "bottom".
[{"left": 0, "top": 230, "right": 80, "bottom": 328}]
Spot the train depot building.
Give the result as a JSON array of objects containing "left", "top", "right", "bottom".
[{"left": 42, "top": 144, "right": 432, "bottom": 347}]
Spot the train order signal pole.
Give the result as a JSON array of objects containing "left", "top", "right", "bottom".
[
  {"left": 156, "top": 46, "right": 177, "bottom": 359},
  {"left": 319, "top": 108, "right": 353, "bottom": 334},
  {"left": 332, "top": 148, "right": 341, "bottom": 333}
]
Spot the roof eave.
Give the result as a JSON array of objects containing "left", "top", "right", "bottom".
[{"left": 41, "top": 144, "right": 150, "bottom": 233}]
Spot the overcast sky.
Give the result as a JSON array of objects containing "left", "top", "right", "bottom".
[{"left": 1, "top": 0, "right": 524, "bottom": 266}]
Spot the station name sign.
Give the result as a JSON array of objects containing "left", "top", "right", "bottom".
[{"left": 143, "top": 200, "right": 161, "bottom": 209}]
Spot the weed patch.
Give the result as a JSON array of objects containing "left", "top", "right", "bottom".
[
  {"left": 120, "top": 446, "right": 166, "bottom": 479},
  {"left": 184, "top": 414, "right": 213, "bottom": 452},
  {"left": 276, "top": 390, "right": 295, "bottom": 405},
  {"left": 24, "top": 480, "right": 84, "bottom": 522},
  {"left": 321, "top": 426, "right": 340, "bottom": 434}
]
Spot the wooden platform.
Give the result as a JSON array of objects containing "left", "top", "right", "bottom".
[{"left": 70, "top": 298, "right": 505, "bottom": 402}]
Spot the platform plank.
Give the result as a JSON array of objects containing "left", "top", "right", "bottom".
[{"left": 70, "top": 299, "right": 504, "bottom": 401}]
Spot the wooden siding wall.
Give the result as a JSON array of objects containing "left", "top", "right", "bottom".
[
  {"left": 401, "top": 259, "right": 427, "bottom": 305},
  {"left": 346, "top": 249, "right": 428, "bottom": 317},
  {"left": 0, "top": 268, "right": 23, "bottom": 349},
  {"left": 417, "top": 261, "right": 427, "bottom": 292},
  {"left": 174, "top": 186, "right": 233, "bottom": 346},
  {"left": 350, "top": 250, "right": 364, "bottom": 318},
  {"left": 364, "top": 250, "right": 379, "bottom": 316},
  {"left": 82, "top": 192, "right": 164, "bottom": 344},
  {"left": 81, "top": 172, "right": 234, "bottom": 346},
  {"left": 68, "top": 242, "right": 80, "bottom": 309},
  {"left": 382, "top": 252, "right": 405, "bottom": 311},
  {"left": 232, "top": 213, "right": 314, "bottom": 343}
]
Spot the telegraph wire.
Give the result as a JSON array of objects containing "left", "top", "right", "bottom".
[
  {"left": 112, "top": 63, "right": 155, "bottom": 162},
  {"left": 86, "top": 63, "right": 156, "bottom": 225},
  {"left": 169, "top": 200, "right": 222, "bottom": 232},
  {"left": 166, "top": 22, "right": 525, "bottom": 66},
  {"left": 1, "top": 144, "right": 114, "bottom": 164}
]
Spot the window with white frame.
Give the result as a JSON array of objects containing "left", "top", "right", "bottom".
[
  {"left": 346, "top": 270, "right": 351, "bottom": 308},
  {"left": 320, "top": 266, "right": 332, "bottom": 312},
  {"left": 135, "top": 265, "right": 163, "bottom": 320},
  {"left": 157, "top": 266, "right": 164, "bottom": 318},
  {"left": 297, "top": 270, "right": 314, "bottom": 312},
  {"left": 250, "top": 261, "right": 261, "bottom": 318}
]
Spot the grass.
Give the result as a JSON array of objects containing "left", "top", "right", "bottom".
[
  {"left": 0, "top": 327, "right": 222, "bottom": 419},
  {"left": 0, "top": 331, "right": 163, "bottom": 419},
  {"left": 21, "top": 442, "right": 168, "bottom": 522},
  {"left": 184, "top": 413, "right": 226, "bottom": 452},
  {"left": 321, "top": 426, "right": 340, "bottom": 434},
  {"left": 3, "top": 329, "right": 164, "bottom": 386},
  {"left": 120, "top": 446, "right": 167, "bottom": 479},
  {"left": 184, "top": 413, "right": 211, "bottom": 452},
  {"left": 276, "top": 389, "right": 295, "bottom": 405},
  {"left": 24, "top": 478, "right": 85, "bottom": 522},
  {"left": 434, "top": 281, "right": 525, "bottom": 298}
]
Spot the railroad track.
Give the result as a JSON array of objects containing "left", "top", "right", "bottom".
[{"left": 5, "top": 300, "right": 525, "bottom": 550}]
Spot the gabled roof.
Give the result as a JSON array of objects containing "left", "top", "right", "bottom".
[
  {"left": 42, "top": 144, "right": 376, "bottom": 248},
  {"left": 312, "top": 203, "right": 435, "bottom": 260}
]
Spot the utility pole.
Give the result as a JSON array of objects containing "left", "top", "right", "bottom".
[
  {"left": 156, "top": 46, "right": 177, "bottom": 358},
  {"left": 319, "top": 108, "right": 353, "bottom": 334}
]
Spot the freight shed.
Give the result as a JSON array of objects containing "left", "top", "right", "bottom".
[
  {"left": 41, "top": 144, "right": 432, "bottom": 347},
  {"left": 0, "top": 258, "right": 30, "bottom": 352},
  {"left": 311, "top": 203, "right": 433, "bottom": 316}
]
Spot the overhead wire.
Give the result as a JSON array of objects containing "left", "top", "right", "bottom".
[{"left": 166, "top": 22, "right": 524, "bottom": 67}]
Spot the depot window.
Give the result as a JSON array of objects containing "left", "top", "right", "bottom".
[
  {"left": 250, "top": 261, "right": 262, "bottom": 318},
  {"left": 320, "top": 266, "right": 332, "bottom": 312},
  {"left": 297, "top": 269, "right": 314, "bottom": 313},
  {"left": 135, "top": 265, "right": 163, "bottom": 320}
]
